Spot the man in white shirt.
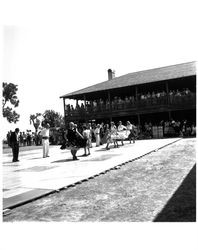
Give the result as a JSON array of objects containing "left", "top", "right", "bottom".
[{"left": 40, "top": 123, "right": 50, "bottom": 158}]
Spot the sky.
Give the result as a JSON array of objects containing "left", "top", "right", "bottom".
[
  {"left": 0, "top": 0, "right": 198, "bottom": 248},
  {"left": 1, "top": 0, "right": 197, "bottom": 137}
]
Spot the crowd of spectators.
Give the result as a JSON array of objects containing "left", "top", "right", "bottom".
[
  {"left": 65, "top": 88, "right": 195, "bottom": 115},
  {"left": 6, "top": 130, "right": 43, "bottom": 147},
  {"left": 5, "top": 118, "right": 196, "bottom": 148},
  {"left": 65, "top": 119, "right": 196, "bottom": 144}
]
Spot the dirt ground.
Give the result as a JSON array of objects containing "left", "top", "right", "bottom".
[{"left": 3, "top": 138, "right": 196, "bottom": 222}]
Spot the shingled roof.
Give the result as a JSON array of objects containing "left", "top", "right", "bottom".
[{"left": 60, "top": 61, "right": 196, "bottom": 99}]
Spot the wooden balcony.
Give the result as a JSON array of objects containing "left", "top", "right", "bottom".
[{"left": 64, "top": 94, "right": 196, "bottom": 122}]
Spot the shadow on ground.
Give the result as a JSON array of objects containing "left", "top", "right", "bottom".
[
  {"left": 52, "top": 158, "right": 74, "bottom": 163},
  {"left": 154, "top": 164, "right": 196, "bottom": 222}
]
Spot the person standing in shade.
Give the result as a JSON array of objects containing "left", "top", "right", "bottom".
[
  {"left": 126, "top": 121, "right": 136, "bottom": 144},
  {"left": 10, "top": 128, "right": 20, "bottom": 162},
  {"left": 40, "top": 123, "right": 50, "bottom": 158},
  {"left": 94, "top": 124, "right": 101, "bottom": 147}
]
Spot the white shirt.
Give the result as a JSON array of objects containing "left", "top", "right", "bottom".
[
  {"left": 40, "top": 128, "right": 49, "bottom": 137},
  {"left": 94, "top": 128, "right": 100, "bottom": 135},
  {"left": 83, "top": 129, "right": 90, "bottom": 138},
  {"left": 118, "top": 125, "right": 126, "bottom": 131}
]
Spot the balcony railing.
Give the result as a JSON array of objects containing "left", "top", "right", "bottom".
[{"left": 65, "top": 93, "right": 196, "bottom": 118}]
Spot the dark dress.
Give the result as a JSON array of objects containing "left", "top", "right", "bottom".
[{"left": 65, "top": 128, "right": 86, "bottom": 149}]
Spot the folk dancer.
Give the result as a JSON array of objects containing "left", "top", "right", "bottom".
[
  {"left": 40, "top": 123, "right": 50, "bottom": 158},
  {"left": 65, "top": 122, "right": 86, "bottom": 160},
  {"left": 117, "top": 121, "right": 127, "bottom": 146},
  {"left": 82, "top": 125, "right": 91, "bottom": 156},
  {"left": 104, "top": 124, "right": 111, "bottom": 150},
  {"left": 110, "top": 121, "right": 119, "bottom": 148},
  {"left": 126, "top": 121, "right": 136, "bottom": 143}
]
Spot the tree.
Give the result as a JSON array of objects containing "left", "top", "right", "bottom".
[
  {"left": 43, "top": 110, "right": 64, "bottom": 128},
  {"left": 30, "top": 113, "right": 43, "bottom": 133},
  {"left": 2, "top": 82, "right": 20, "bottom": 123}
]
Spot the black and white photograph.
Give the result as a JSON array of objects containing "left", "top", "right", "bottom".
[{"left": 0, "top": 0, "right": 197, "bottom": 250}]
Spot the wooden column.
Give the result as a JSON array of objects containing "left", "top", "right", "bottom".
[
  {"left": 137, "top": 114, "right": 141, "bottom": 126},
  {"left": 108, "top": 91, "right": 112, "bottom": 122},
  {"left": 135, "top": 86, "right": 138, "bottom": 101},
  {"left": 63, "top": 98, "right": 67, "bottom": 128},
  {"left": 168, "top": 111, "right": 171, "bottom": 120},
  {"left": 165, "top": 82, "right": 169, "bottom": 104},
  {"left": 83, "top": 95, "right": 87, "bottom": 123}
]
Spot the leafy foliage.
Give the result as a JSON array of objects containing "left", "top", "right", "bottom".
[
  {"left": 43, "top": 109, "right": 64, "bottom": 128},
  {"left": 2, "top": 82, "right": 20, "bottom": 123},
  {"left": 29, "top": 113, "right": 43, "bottom": 132}
]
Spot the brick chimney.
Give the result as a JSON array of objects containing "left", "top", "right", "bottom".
[{"left": 108, "top": 69, "right": 115, "bottom": 80}]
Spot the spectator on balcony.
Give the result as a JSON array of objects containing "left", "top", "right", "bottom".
[
  {"left": 66, "top": 104, "right": 71, "bottom": 116},
  {"left": 175, "top": 89, "right": 181, "bottom": 96},
  {"left": 105, "top": 99, "right": 110, "bottom": 110},
  {"left": 129, "top": 95, "right": 135, "bottom": 105},
  {"left": 169, "top": 90, "right": 174, "bottom": 103},
  {"left": 151, "top": 91, "right": 157, "bottom": 104},
  {"left": 99, "top": 98, "right": 104, "bottom": 111},
  {"left": 113, "top": 96, "right": 118, "bottom": 110},
  {"left": 185, "top": 88, "right": 191, "bottom": 95},
  {"left": 93, "top": 100, "right": 97, "bottom": 111},
  {"left": 111, "top": 99, "right": 115, "bottom": 110},
  {"left": 146, "top": 92, "right": 151, "bottom": 102},
  {"left": 118, "top": 97, "right": 123, "bottom": 109},
  {"left": 80, "top": 103, "right": 84, "bottom": 110},
  {"left": 140, "top": 93, "right": 145, "bottom": 100},
  {"left": 125, "top": 96, "right": 130, "bottom": 108},
  {"left": 85, "top": 101, "right": 90, "bottom": 111}
]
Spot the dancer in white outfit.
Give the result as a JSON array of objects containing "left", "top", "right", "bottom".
[{"left": 117, "top": 121, "right": 127, "bottom": 146}]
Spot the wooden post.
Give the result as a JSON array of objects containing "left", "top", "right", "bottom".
[
  {"left": 83, "top": 95, "right": 87, "bottom": 123},
  {"left": 166, "top": 82, "right": 169, "bottom": 104},
  {"left": 168, "top": 111, "right": 171, "bottom": 120},
  {"left": 63, "top": 98, "right": 67, "bottom": 128},
  {"left": 108, "top": 91, "right": 112, "bottom": 122},
  {"left": 137, "top": 114, "right": 141, "bottom": 126},
  {"left": 135, "top": 86, "right": 138, "bottom": 101}
]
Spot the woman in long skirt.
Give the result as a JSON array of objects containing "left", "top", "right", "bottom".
[{"left": 66, "top": 122, "right": 86, "bottom": 160}]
